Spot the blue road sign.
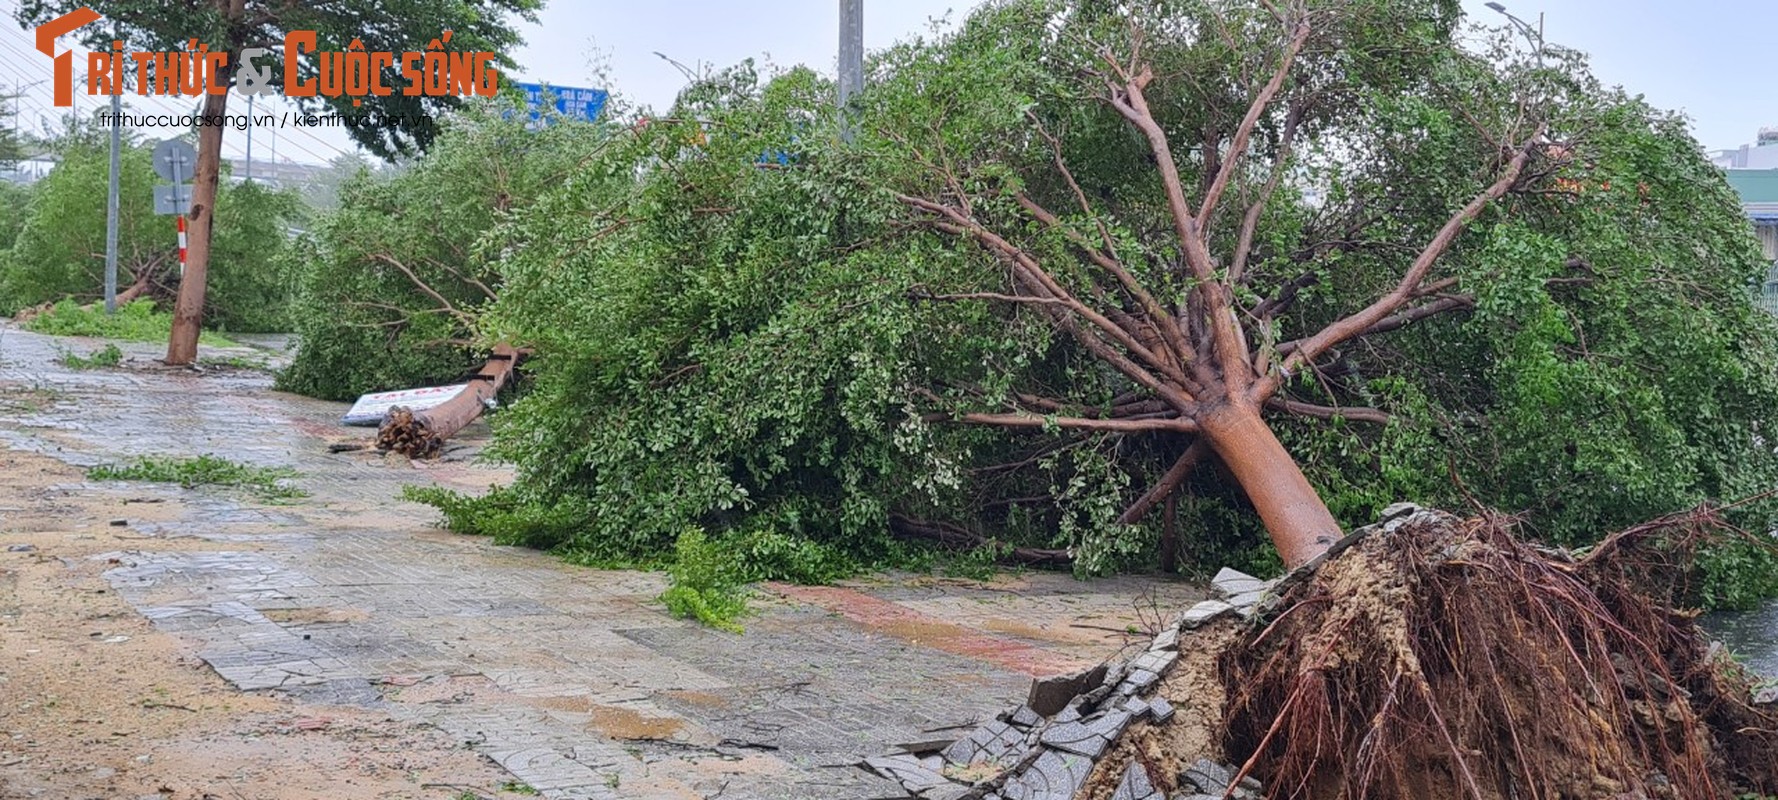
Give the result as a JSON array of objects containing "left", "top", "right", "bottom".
[{"left": 514, "top": 82, "right": 608, "bottom": 124}]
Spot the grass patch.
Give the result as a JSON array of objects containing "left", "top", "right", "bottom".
[
  {"left": 25, "top": 299, "right": 237, "bottom": 347},
  {"left": 56, "top": 343, "right": 123, "bottom": 370},
  {"left": 88, "top": 454, "right": 307, "bottom": 501}
]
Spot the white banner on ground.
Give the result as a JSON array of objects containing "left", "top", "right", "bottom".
[{"left": 340, "top": 384, "right": 468, "bottom": 427}]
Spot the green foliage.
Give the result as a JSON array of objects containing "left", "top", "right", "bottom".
[
  {"left": 56, "top": 343, "right": 122, "bottom": 370},
  {"left": 660, "top": 528, "right": 749, "bottom": 633},
  {"left": 88, "top": 454, "right": 307, "bottom": 501},
  {"left": 279, "top": 103, "right": 606, "bottom": 401},
  {"left": 411, "top": 1, "right": 1776, "bottom": 607},
  {"left": 24, "top": 299, "right": 237, "bottom": 346},
  {"left": 0, "top": 141, "right": 302, "bottom": 330}
]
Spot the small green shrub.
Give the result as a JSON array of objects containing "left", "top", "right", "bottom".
[
  {"left": 660, "top": 528, "right": 748, "bottom": 633},
  {"left": 88, "top": 454, "right": 306, "bottom": 501},
  {"left": 56, "top": 343, "right": 122, "bottom": 370},
  {"left": 25, "top": 299, "right": 237, "bottom": 346}
]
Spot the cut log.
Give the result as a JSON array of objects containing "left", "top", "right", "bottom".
[{"left": 376, "top": 343, "right": 521, "bottom": 458}]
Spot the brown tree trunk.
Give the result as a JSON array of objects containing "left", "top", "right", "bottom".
[
  {"left": 1198, "top": 401, "right": 1341, "bottom": 568},
  {"left": 165, "top": 59, "right": 234, "bottom": 365},
  {"left": 113, "top": 256, "right": 165, "bottom": 306},
  {"left": 377, "top": 343, "right": 520, "bottom": 458}
]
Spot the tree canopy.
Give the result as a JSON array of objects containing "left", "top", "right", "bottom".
[{"left": 377, "top": 0, "right": 1775, "bottom": 604}]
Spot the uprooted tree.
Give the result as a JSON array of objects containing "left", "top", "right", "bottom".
[{"left": 419, "top": 0, "right": 1778, "bottom": 602}]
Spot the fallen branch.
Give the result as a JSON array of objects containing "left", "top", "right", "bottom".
[{"left": 887, "top": 514, "right": 1072, "bottom": 567}]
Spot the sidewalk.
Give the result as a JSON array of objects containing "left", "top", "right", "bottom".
[{"left": 0, "top": 324, "right": 1203, "bottom": 799}]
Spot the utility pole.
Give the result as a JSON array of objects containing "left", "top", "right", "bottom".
[
  {"left": 103, "top": 76, "right": 120, "bottom": 314},
  {"left": 244, "top": 93, "right": 254, "bottom": 182},
  {"left": 837, "top": 0, "right": 862, "bottom": 142}
]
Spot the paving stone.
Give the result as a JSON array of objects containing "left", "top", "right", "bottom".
[
  {"left": 1110, "top": 761, "right": 1161, "bottom": 800},
  {"left": 1181, "top": 758, "right": 1234, "bottom": 794},
  {"left": 1211, "top": 567, "right": 1267, "bottom": 598},
  {"left": 1180, "top": 599, "right": 1234, "bottom": 628},
  {"left": 1148, "top": 697, "right": 1175, "bottom": 723},
  {"left": 1118, "top": 668, "right": 1159, "bottom": 695},
  {"left": 1130, "top": 650, "right": 1177, "bottom": 675},
  {"left": 1119, "top": 696, "right": 1150, "bottom": 718},
  {"left": 1000, "top": 749, "right": 1093, "bottom": 800},
  {"left": 1007, "top": 705, "right": 1042, "bottom": 728},
  {"left": 1147, "top": 627, "right": 1179, "bottom": 652},
  {"left": 940, "top": 719, "right": 1022, "bottom": 767},
  {"left": 865, "top": 754, "right": 952, "bottom": 794},
  {"left": 1038, "top": 709, "right": 1132, "bottom": 758},
  {"left": 921, "top": 784, "right": 972, "bottom": 800}
]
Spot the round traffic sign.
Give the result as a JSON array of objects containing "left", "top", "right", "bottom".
[{"left": 151, "top": 138, "right": 198, "bottom": 183}]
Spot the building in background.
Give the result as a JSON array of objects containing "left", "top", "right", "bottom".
[
  {"left": 1724, "top": 167, "right": 1778, "bottom": 315},
  {"left": 1713, "top": 128, "right": 1778, "bottom": 170}
]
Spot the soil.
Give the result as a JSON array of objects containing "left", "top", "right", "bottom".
[
  {"left": 1078, "top": 620, "right": 1238, "bottom": 800},
  {"left": 0, "top": 448, "right": 530, "bottom": 800}
]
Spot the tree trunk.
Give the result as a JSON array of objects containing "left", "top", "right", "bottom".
[
  {"left": 1198, "top": 400, "right": 1341, "bottom": 568},
  {"left": 376, "top": 343, "right": 520, "bottom": 458},
  {"left": 165, "top": 77, "right": 231, "bottom": 364}
]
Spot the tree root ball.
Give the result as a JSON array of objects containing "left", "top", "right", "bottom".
[{"left": 1218, "top": 509, "right": 1778, "bottom": 800}]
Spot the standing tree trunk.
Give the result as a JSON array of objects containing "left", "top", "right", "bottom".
[{"left": 165, "top": 84, "right": 229, "bottom": 365}]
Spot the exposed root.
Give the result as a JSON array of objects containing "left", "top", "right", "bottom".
[{"left": 1219, "top": 509, "right": 1778, "bottom": 800}]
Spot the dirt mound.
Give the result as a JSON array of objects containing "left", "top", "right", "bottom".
[{"left": 1219, "top": 508, "right": 1778, "bottom": 800}]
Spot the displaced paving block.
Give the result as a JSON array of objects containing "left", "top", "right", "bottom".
[
  {"left": 1180, "top": 599, "right": 1234, "bottom": 628},
  {"left": 940, "top": 720, "right": 1023, "bottom": 768},
  {"left": 864, "top": 753, "right": 952, "bottom": 794},
  {"left": 1148, "top": 697, "right": 1176, "bottom": 723},
  {"left": 1181, "top": 758, "right": 1235, "bottom": 794},
  {"left": 1148, "top": 627, "right": 1179, "bottom": 652},
  {"left": 1038, "top": 709, "right": 1132, "bottom": 758},
  {"left": 1007, "top": 705, "right": 1042, "bottom": 728},
  {"left": 1212, "top": 567, "right": 1267, "bottom": 598},
  {"left": 1026, "top": 664, "right": 1105, "bottom": 716},
  {"left": 1131, "top": 650, "right": 1177, "bottom": 676},
  {"left": 1119, "top": 696, "right": 1150, "bottom": 718},
  {"left": 1118, "top": 668, "right": 1159, "bottom": 695},
  {"left": 1001, "top": 749, "right": 1093, "bottom": 800},
  {"left": 1110, "top": 761, "right": 1162, "bottom": 800},
  {"left": 921, "top": 784, "right": 972, "bottom": 800}
]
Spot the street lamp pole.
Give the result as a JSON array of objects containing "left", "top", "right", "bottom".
[{"left": 1484, "top": 2, "right": 1544, "bottom": 67}]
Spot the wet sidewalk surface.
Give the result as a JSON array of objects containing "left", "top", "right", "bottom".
[{"left": 0, "top": 325, "right": 1202, "bottom": 800}]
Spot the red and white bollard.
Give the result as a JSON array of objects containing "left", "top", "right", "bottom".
[{"left": 176, "top": 215, "right": 187, "bottom": 276}]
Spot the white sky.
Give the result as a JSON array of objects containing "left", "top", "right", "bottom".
[{"left": 0, "top": 0, "right": 1773, "bottom": 166}]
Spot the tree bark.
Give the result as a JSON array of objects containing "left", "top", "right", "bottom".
[
  {"left": 164, "top": 84, "right": 230, "bottom": 365},
  {"left": 1197, "top": 401, "right": 1341, "bottom": 568},
  {"left": 377, "top": 343, "right": 520, "bottom": 458}
]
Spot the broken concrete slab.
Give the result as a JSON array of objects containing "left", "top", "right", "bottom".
[
  {"left": 1212, "top": 567, "right": 1267, "bottom": 598},
  {"left": 864, "top": 753, "right": 952, "bottom": 794},
  {"left": 1026, "top": 664, "right": 1106, "bottom": 717},
  {"left": 1038, "top": 709, "right": 1132, "bottom": 759},
  {"left": 1147, "top": 626, "right": 1179, "bottom": 652},
  {"left": 1180, "top": 758, "right": 1234, "bottom": 794},
  {"left": 939, "top": 720, "right": 1022, "bottom": 768},
  {"left": 1180, "top": 599, "right": 1234, "bottom": 628},
  {"left": 1109, "top": 761, "right": 1162, "bottom": 800},
  {"left": 999, "top": 749, "right": 1093, "bottom": 800}
]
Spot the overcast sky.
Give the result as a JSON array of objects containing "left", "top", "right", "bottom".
[{"left": 1, "top": 0, "right": 1772, "bottom": 165}]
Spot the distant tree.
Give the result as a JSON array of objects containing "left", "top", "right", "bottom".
[
  {"left": 1, "top": 139, "right": 301, "bottom": 330},
  {"left": 14, "top": 0, "right": 541, "bottom": 363}
]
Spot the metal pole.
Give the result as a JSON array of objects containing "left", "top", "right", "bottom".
[
  {"left": 103, "top": 87, "right": 120, "bottom": 314},
  {"left": 245, "top": 93, "right": 254, "bottom": 182},
  {"left": 837, "top": 0, "right": 863, "bottom": 142}
]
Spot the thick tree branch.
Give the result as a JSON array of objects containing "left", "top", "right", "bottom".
[
  {"left": 1275, "top": 294, "right": 1476, "bottom": 355},
  {"left": 1199, "top": 22, "right": 1310, "bottom": 229},
  {"left": 370, "top": 253, "right": 474, "bottom": 325},
  {"left": 1264, "top": 398, "right": 1391, "bottom": 425},
  {"left": 1262, "top": 135, "right": 1541, "bottom": 397},
  {"left": 1117, "top": 440, "right": 1209, "bottom": 524},
  {"left": 925, "top": 409, "right": 1197, "bottom": 434}
]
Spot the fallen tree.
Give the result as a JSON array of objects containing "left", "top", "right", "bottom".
[{"left": 376, "top": 343, "right": 521, "bottom": 458}]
